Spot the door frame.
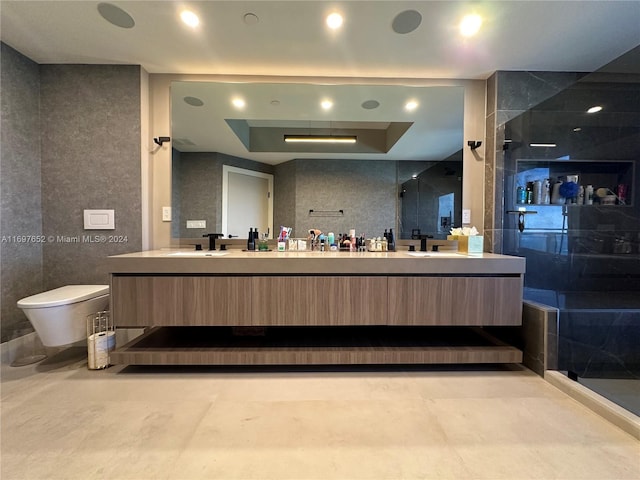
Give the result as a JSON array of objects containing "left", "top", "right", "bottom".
[{"left": 221, "top": 165, "right": 274, "bottom": 238}]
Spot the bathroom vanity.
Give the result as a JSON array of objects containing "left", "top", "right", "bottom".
[{"left": 107, "top": 250, "right": 525, "bottom": 366}]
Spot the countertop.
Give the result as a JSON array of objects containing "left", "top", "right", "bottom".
[{"left": 107, "top": 249, "right": 526, "bottom": 275}]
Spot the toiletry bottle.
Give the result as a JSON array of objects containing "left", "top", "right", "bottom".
[
  {"left": 578, "top": 185, "right": 585, "bottom": 205},
  {"left": 388, "top": 228, "right": 395, "bottom": 251},
  {"left": 533, "top": 180, "right": 542, "bottom": 204},
  {"left": 542, "top": 179, "right": 551, "bottom": 204},
  {"left": 585, "top": 185, "right": 594, "bottom": 205},
  {"left": 248, "top": 228, "right": 255, "bottom": 250},
  {"left": 516, "top": 186, "right": 526, "bottom": 204},
  {"left": 382, "top": 236, "right": 388, "bottom": 252}
]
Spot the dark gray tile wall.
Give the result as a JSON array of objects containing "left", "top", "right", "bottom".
[
  {"left": 1, "top": 52, "right": 144, "bottom": 342},
  {"left": 1, "top": 43, "right": 43, "bottom": 342},
  {"left": 293, "top": 159, "right": 397, "bottom": 239},
  {"left": 175, "top": 152, "right": 274, "bottom": 238},
  {"left": 39, "top": 65, "right": 142, "bottom": 289},
  {"left": 485, "top": 71, "right": 587, "bottom": 253},
  {"left": 273, "top": 160, "right": 296, "bottom": 232},
  {"left": 173, "top": 156, "right": 397, "bottom": 241}
]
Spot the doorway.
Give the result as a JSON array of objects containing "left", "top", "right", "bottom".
[{"left": 221, "top": 165, "right": 274, "bottom": 239}]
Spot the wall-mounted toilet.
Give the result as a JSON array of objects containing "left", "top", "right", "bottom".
[{"left": 17, "top": 285, "right": 109, "bottom": 347}]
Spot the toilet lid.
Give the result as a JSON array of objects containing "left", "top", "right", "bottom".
[{"left": 17, "top": 285, "right": 109, "bottom": 308}]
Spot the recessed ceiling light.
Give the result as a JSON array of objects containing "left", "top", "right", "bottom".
[
  {"left": 97, "top": 3, "right": 135, "bottom": 29},
  {"left": 361, "top": 100, "right": 380, "bottom": 110},
  {"left": 326, "top": 13, "right": 343, "bottom": 30},
  {"left": 459, "top": 14, "right": 482, "bottom": 37},
  {"left": 587, "top": 105, "right": 603, "bottom": 113},
  {"left": 232, "top": 98, "right": 245, "bottom": 109},
  {"left": 573, "top": 127, "right": 582, "bottom": 132},
  {"left": 392, "top": 10, "right": 422, "bottom": 34},
  {"left": 321, "top": 100, "right": 333, "bottom": 110},
  {"left": 405, "top": 100, "right": 418, "bottom": 111},
  {"left": 183, "top": 96, "right": 204, "bottom": 107},
  {"left": 180, "top": 10, "right": 199, "bottom": 28},
  {"left": 411, "top": 174, "right": 418, "bottom": 179}
]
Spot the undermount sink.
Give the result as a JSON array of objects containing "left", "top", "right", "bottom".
[
  {"left": 166, "top": 251, "right": 229, "bottom": 257},
  {"left": 405, "top": 251, "right": 462, "bottom": 257}
]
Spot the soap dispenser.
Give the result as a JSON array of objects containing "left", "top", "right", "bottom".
[
  {"left": 387, "top": 228, "right": 395, "bottom": 251},
  {"left": 247, "top": 228, "right": 255, "bottom": 251}
]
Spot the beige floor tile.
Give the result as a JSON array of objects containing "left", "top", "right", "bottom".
[{"left": 2, "top": 355, "right": 639, "bottom": 480}]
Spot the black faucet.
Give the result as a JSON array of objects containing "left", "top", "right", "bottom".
[
  {"left": 203, "top": 233, "right": 224, "bottom": 251},
  {"left": 411, "top": 231, "right": 434, "bottom": 252}
]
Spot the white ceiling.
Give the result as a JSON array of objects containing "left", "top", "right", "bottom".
[{"left": 2, "top": 1, "right": 639, "bottom": 163}]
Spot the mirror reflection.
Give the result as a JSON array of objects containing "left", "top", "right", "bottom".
[{"left": 170, "top": 81, "right": 464, "bottom": 240}]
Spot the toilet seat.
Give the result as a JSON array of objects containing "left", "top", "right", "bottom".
[{"left": 17, "top": 285, "right": 109, "bottom": 309}]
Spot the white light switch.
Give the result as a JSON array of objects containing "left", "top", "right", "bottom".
[
  {"left": 84, "top": 209, "right": 115, "bottom": 230},
  {"left": 162, "top": 207, "right": 172, "bottom": 222},
  {"left": 462, "top": 209, "right": 471, "bottom": 224},
  {"left": 186, "top": 220, "right": 206, "bottom": 229}
]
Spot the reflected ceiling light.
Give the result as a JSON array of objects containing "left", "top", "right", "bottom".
[
  {"left": 529, "top": 143, "right": 557, "bottom": 148},
  {"left": 326, "top": 12, "right": 343, "bottom": 29},
  {"left": 284, "top": 135, "right": 356, "bottom": 144},
  {"left": 321, "top": 100, "right": 333, "bottom": 110},
  {"left": 459, "top": 14, "right": 482, "bottom": 37},
  {"left": 231, "top": 98, "right": 246, "bottom": 109},
  {"left": 573, "top": 127, "right": 582, "bottom": 132},
  {"left": 405, "top": 100, "right": 418, "bottom": 111},
  {"left": 587, "top": 105, "right": 603, "bottom": 113},
  {"left": 180, "top": 10, "right": 199, "bottom": 28}
]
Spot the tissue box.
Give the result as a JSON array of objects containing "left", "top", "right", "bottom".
[{"left": 448, "top": 235, "right": 484, "bottom": 254}]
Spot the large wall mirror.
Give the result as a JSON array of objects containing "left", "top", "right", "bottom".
[{"left": 170, "top": 81, "right": 464, "bottom": 240}]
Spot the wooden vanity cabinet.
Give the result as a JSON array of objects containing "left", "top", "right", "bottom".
[
  {"left": 111, "top": 276, "right": 252, "bottom": 326},
  {"left": 251, "top": 276, "right": 388, "bottom": 325},
  {"left": 388, "top": 276, "right": 523, "bottom": 325}
]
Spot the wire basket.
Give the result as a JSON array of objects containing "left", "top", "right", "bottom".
[{"left": 86, "top": 311, "right": 115, "bottom": 370}]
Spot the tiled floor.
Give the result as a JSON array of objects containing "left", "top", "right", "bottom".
[{"left": 1, "top": 347, "right": 639, "bottom": 480}]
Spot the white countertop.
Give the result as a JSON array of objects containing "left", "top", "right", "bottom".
[{"left": 107, "top": 249, "right": 526, "bottom": 275}]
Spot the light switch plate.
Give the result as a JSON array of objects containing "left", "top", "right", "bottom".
[
  {"left": 84, "top": 209, "right": 115, "bottom": 230},
  {"left": 462, "top": 209, "right": 471, "bottom": 224},
  {"left": 186, "top": 220, "right": 206, "bottom": 229},
  {"left": 162, "top": 207, "right": 171, "bottom": 222}
]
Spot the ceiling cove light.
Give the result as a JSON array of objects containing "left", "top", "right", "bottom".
[
  {"left": 587, "top": 105, "right": 603, "bottom": 114},
  {"left": 231, "top": 98, "right": 246, "bottom": 109},
  {"left": 326, "top": 12, "right": 343, "bottom": 30},
  {"left": 284, "top": 135, "right": 356, "bottom": 144},
  {"left": 459, "top": 14, "right": 482, "bottom": 37},
  {"left": 180, "top": 10, "right": 199, "bottom": 28},
  {"left": 405, "top": 100, "right": 418, "bottom": 111}
]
